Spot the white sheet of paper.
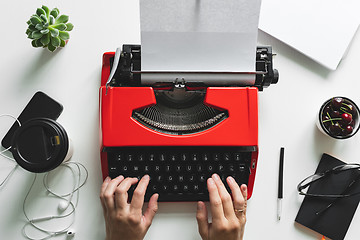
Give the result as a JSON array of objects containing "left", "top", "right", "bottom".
[
  {"left": 140, "top": 0, "right": 262, "bottom": 84},
  {"left": 259, "top": 0, "right": 359, "bottom": 70}
]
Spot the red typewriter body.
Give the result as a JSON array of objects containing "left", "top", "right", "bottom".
[{"left": 99, "top": 45, "right": 278, "bottom": 201}]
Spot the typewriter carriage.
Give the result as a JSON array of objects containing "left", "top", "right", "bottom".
[{"left": 105, "top": 45, "right": 278, "bottom": 90}]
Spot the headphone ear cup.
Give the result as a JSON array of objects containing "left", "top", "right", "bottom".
[{"left": 58, "top": 200, "right": 69, "bottom": 211}]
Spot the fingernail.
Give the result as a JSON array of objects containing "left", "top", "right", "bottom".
[
  {"left": 228, "top": 176, "right": 234, "bottom": 183},
  {"left": 208, "top": 178, "right": 215, "bottom": 185},
  {"left": 105, "top": 176, "right": 111, "bottom": 182},
  {"left": 116, "top": 175, "right": 123, "bottom": 179},
  {"left": 144, "top": 174, "right": 150, "bottom": 180},
  {"left": 212, "top": 173, "right": 220, "bottom": 180}
]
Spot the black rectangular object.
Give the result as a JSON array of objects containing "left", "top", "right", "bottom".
[
  {"left": 106, "top": 146, "right": 252, "bottom": 202},
  {"left": 1, "top": 91, "right": 63, "bottom": 149},
  {"left": 295, "top": 153, "right": 360, "bottom": 240}
]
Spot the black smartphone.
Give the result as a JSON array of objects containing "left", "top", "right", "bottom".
[{"left": 1, "top": 91, "right": 63, "bottom": 148}]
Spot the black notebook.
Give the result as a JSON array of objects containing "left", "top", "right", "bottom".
[{"left": 295, "top": 153, "right": 360, "bottom": 240}]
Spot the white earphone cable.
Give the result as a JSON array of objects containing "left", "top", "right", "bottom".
[
  {"left": 1, "top": 113, "right": 89, "bottom": 239},
  {"left": 22, "top": 162, "right": 88, "bottom": 240},
  {"left": 0, "top": 114, "right": 21, "bottom": 187}
]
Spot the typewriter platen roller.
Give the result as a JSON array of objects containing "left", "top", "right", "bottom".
[{"left": 99, "top": 44, "right": 278, "bottom": 201}]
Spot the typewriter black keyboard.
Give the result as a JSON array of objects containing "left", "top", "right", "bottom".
[{"left": 106, "top": 147, "right": 253, "bottom": 202}]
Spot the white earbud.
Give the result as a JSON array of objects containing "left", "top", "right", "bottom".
[
  {"left": 21, "top": 162, "right": 88, "bottom": 240},
  {"left": 66, "top": 228, "right": 75, "bottom": 237},
  {"left": 58, "top": 200, "right": 70, "bottom": 211}
]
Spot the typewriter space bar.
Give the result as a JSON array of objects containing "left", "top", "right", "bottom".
[{"left": 145, "top": 193, "right": 210, "bottom": 202}]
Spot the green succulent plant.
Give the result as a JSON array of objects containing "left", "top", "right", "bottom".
[{"left": 26, "top": 5, "right": 74, "bottom": 52}]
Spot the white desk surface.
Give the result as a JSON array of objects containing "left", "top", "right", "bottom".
[{"left": 1, "top": 1, "right": 360, "bottom": 239}]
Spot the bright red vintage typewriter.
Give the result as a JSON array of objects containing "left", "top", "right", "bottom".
[{"left": 99, "top": 44, "right": 278, "bottom": 201}]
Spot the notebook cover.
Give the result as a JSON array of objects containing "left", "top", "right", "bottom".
[{"left": 295, "top": 153, "right": 360, "bottom": 240}]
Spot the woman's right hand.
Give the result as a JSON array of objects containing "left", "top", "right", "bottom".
[{"left": 196, "top": 174, "right": 247, "bottom": 240}]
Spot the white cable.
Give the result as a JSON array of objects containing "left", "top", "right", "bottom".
[
  {"left": 0, "top": 113, "right": 89, "bottom": 239},
  {"left": 0, "top": 114, "right": 21, "bottom": 161},
  {"left": 0, "top": 114, "right": 21, "bottom": 128},
  {"left": 22, "top": 162, "right": 88, "bottom": 240},
  {"left": 22, "top": 174, "right": 76, "bottom": 240},
  {"left": 0, "top": 161, "right": 18, "bottom": 187},
  {"left": 0, "top": 114, "right": 21, "bottom": 187}
]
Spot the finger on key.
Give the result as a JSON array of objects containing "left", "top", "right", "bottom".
[
  {"left": 115, "top": 177, "right": 139, "bottom": 210},
  {"left": 212, "top": 174, "right": 235, "bottom": 219},
  {"left": 101, "top": 175, "right": 124, "bottom": 212},
  {"left": 130, "top": 175, "right": 150, "bottom": 213},
  {"left": 226, "top": 176, "right": 243, "bottom": 204},
  {"left": 207, "top": 177, "right": 225, "bottom": 222},
  {"left": 227, "top": 176, "right": 245, "bottom": 217}
]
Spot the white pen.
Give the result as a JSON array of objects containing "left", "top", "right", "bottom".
[
  {"left": 277, "top": 147, "right": 284, "bottom": 220},
  {"left": 277, "top": 198, "right": 282, "bottom": 220}
]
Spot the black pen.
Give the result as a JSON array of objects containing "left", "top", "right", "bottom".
[{"left": 278, "top": 147, "right": 284, "bottom": 220}]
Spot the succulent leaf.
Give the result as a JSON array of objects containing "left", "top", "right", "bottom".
[
  {"left": 52, "top": 23, "right": 67, "bottom": 31},
  {"left": 32, "top": 31, "right": 43, "bottom": 39},
  {"left": 59, "top": 31, "right": 70, "bottom": 41},
  {"left": 51, "top": 36, "right": 61, "bottom": 47},
  {"left": 55, "top": 15, "right": 69, "bottom": 24},
  {"left": 48, "top": 44, "right": 56, "bottom": 52},
  {"left": 35, "top": 39, "right": 43, "bottom": 47},
  {"left": 50, "top": 8, "right": 59, "bottom": 18},
  {"left": 27, "top": 20, "right": 32, "bottom": 25},
  {"left": 31, "top": 39, "right": 37, "bottom": 47},
  {"left": 49, "top": 27, "right": 59, "bottom": 37},
  {"left": 27, "top": 31, "right": 35, "bottom": 39},
  {"left": 60, "top": 39, "right": 66, "bottom": 47},
  {"left": 36, "top": 8, "right": 46, "bottom": 17},
  {"left": 30, "top": 15, "right": 42, "bottom": 25},
  {"left": 31, "top": 39, "right": 42, "bottom": 47},
  {"left": 65, "top": 23, "right": 74, "bottom": 31},
  {"left": 40, "top": 29, "right": 49, "bottom": 34},
  {"left": 35, "top": 24, "right": 43, "bottom": 30},
  {"left": 40, "top": 14, "right": 47, "bottom": 23},
  {"left": 28, "top": 25, "right": 37, "bottom": 31},
  {"left": 49, "top": 15, "right": 55, "bottom": 25},
  {"left": 41, "top": 5, "right": 50, "bottom": 18},
  {"left": 40, "top": 33, "right": 50, "bottom": 46}
]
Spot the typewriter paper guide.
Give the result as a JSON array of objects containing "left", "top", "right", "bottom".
[{"left": 140, "top": 0, "right": 261, "bottom": 85}]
